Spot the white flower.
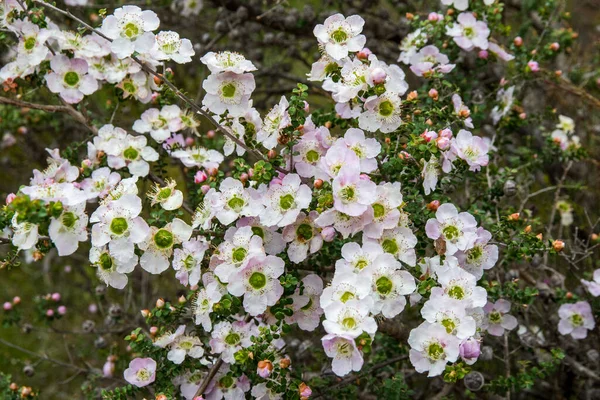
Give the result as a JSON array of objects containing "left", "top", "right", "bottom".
[
  {"left": 171, "top": 146, "right": 224, "bottom": 169},
  {"left": 236, "top": 217, "right": 286, "bottom": 255},
  {"left": 215, "top": 226, "right": 265, "bottom": 282},
  {"left": 323, "top": 299, "right": 377, "bottom": 338},
  {"left": 173, "top": 238, "right": 209, "bottom": 287},
  {"left": 15, "top": 21, "right": 51, "bottom": 66},
  {"left": 207, "top": 178, "right": 264, "bottom": 226},
  {"left": 337, "top": 128, "right": 381, "bottom": 173},
  {"left": 556, "top": 115, "right": 575, "bottom": 134},
  {"left": 90, "top": 194, "right": 150, "bottom": 262},
  {"left": 116, "top": 71, "right": 156, "bottom": 103},
  {"left": 288, "top": 274, "right": 324, "bottom": 331},
  {"left": 313, "top": 14, "right": 366, "bottom": 60},
  {"left": 446, "top": 12, "right": 490, "bottom": 51},
  {"left": 491, "top": 86, "right": 515, "bottom": 125},
  {"left": 398, "top": 29, "right": 428, "bottom": 64},
  {"left": 80, "top": 167, "right": 121, "bottom": 200},
  {"left": 106, "top": 134, "right": 159, "bottom": 177},
  {"left": 256, "top": 96, "right": 290, "bottom": 149},
  {"left": 261, "top": 174, "right": 312, "bottom": 227},
  {"left": 369, "top": 253, "right": 416, "bottom": 318},
  {"left": 101, "top": 5, "right": 160, "bottom": 58},
  {"left": 282, "top": 211, "right": 323, "bottom": 263},
  {"left": 168, "top": 335, "right": 205, "bottom": 364},
  {"left": 320, "top": 271, "right": 372, "bottom": 311},
  {"left": 138, "top": 218, "right": 193, "bottom": 274},
  {"left": 431, "top": 266, "right": 487, "bottom": 307},
  {"left": 366, "top": 227, "right": 418, "bottom": 266},
  {"left": 557, "top": 301, "right": 596, "bottom": 339},
  {"left": 425, "top": 203, "right": 478, "bottom": 255},
  {"left": 332, "top": 164, "right": 377, "bottom": 217},
  {"left": 45, "top": 55, "right": 98, "bottom": 104},
  {"left": 148, "top": 179, "right": 184, "bottom": 211},
  {"left": 335, "top": 241, "right": 384, "bottom": 276},
  {"left": 209, "top": 320, "right": 257, "bottom": 363},
  {"left": 364, "top": 182, "right": 403, "bottom": 239},
  {"left": 202, "top": 71, "right": 255, "bottom": 117},
  {"left": 482, "top": 299, "right": 518, "bottom": 336},
  {"left": 314, "top": 207, "right": 373, "bottom": 239},
  {"left": 421, "top": 297, "right": 477, "bottom": 339},
  {"left": 581, "top": 269, "right": 600, "bottom": 297},
  {"left": 152, "top": 31, "right": 194, "bottom": 63},
  {"left": 422, "top": 155, "right": 440, "bottom": 196},
  {"left": 200, "top": 51, "right": 257, "bottom": 74},
  {"left": 10, "top": 214, "right": 39, "bottom": 251},
  {"left": 193, "top": 285, "right": 222, "bottom": 332},
  {"left": 441, "top": 0, "right": 469, "bottom": 11},
  {"left": 251, "top": 382, "right": 282, "bottom": 400},
  {"left": 133, "top": 105, "right": 183, "bottom": 143},
  {"left": 322, "top": 333, "right": 364, "bottom": 377},
  {"left": 408, "top": 322, "right": 460, "bottom": 377},
  {"left": 358, "top": 93, "right": 403, "bottom": 133},
  {"left": 48, "top": 202, "right": 88, "bottom": 256},
  {"left": 455, "top": 227, "right": 498, "bottom": 279},
  {"left": 57, "top": 31, "right": 111, "bottom": 59},
  {"left": 227, "top": 255, "right": 285, "bottom": 316},
  {"left": 90, "top": 246, "right": 136, "bottom": 289}
]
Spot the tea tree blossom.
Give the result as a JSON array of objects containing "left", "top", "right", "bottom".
[
  {"left": 133, "top": 105, "right": 183, "bottom": 143},
  {"left": 293, "top": 130, "right": 327, "bottom": 179},
  {"left": 398, "top": 28, "right": 428, "bottom": 64},
  {"left": 557, "top": 301, "right": 596, "bottom": 339},
  {"left": 151, "top": 30, "right": 194, "bottom": 63},
  {"left": 261, "top": 174, "right": 312, "bottom": 228},
  {"left": 90, "top": 246, "right": 136, "bottom": 289},
  {"left": 167, "top": 335, "right": 205, "bottom": 364},
  {"left": 335, "top": 241, "right": 384, "bottom": 276},
  {"left": 227, "top": 255, "right": 285, "bottom": 316},
  {"left": 369, "top": 253, "right": 417, "bottom": 318},
  {"left": 10, "top": 215, "right": 39, "bottom": 251},
  {"left": 193, "top": 284, "right": 223, "bottom": 331},
  {"left": 581, "top": 269, "right": 600, "bottom": 297},
  {"left": 367, "top": 227, "right": 418, "bottom": 266},
  {"left": 483, "top": 299, "right": 518, "bottom": 336},
  {"left": 425, "top": 203, "right": 477, "bottom": 255},
  {"left": 173, "top": 238, "right": 209, "bottom": 286},
  {"left": 124, "top": 357, "right": 157, "bottom": 387},
  {"left": 446, "top": 12, "right": 490, "bottom": 51},
  {"left": 556, "top": 115, "right": 575, "bottom": 134},
  {"left": 409, "top": 45, "right": 455, "bottom": 77},
  {"left": 408, "top": 322, "right": 460, "bottom": 377},
  {"left": 148, "top": 179, "right": 184, "bottom": 211},
  {"left": 45, "top": 55, "right": 98, "bottom": 104},
  {"left": 138, "top": 218, "right": 193, "bottom": 274},
  {"left": 101, "top": 6, "right": 160, "bottom": 58},
  {"left": 288, "top": 274, "right": 324, "bottom": 331},
  {"left": 16, "top": 21, "right": 51, "bottom": 66},
  {"left": 203, "top": 71, "right": 255, "bottom": 117},
  {"left": 236, "top": 217, "right": 286, "bottom": 255},
  {"left": 323, "top": 299, "right": 377, "bottom": 338},
  {"left": 491, "top": 86, "right": 515, "bottom": 124},
  {"left": 282, "top": 211, "right": 324, "bottom": 263},
  {"left": 421, "top": 297, "right": 477, "bottom": 339},
  {"left": 313, "top": 14, "right": 366, "bottom": 60},
  {"left": 257, "top": 96, "right": 290, "bottom": 149},
  {"left": 332, "top": 165, "right": 377, "bottom": 216},
  {"left": 358, "top": 93, "right": 403, "bottom": 133},
  {"left": 337, "top": 128, "right": 381, "bottom": 173},
  {"left": 48, "top": 202, "right": 88, "bottom": 256},
  {"left": 441, "top": 0, "right": 469, "bottom": 11},
  {"left": 322, "top": 334, "right": 364, "bottom": 377},
  {"left": 431, "top": 266, "right": 487, "bottom": 308},
  {"left": 315, "top": 207, "right": 373, "bottom": 239},
  {"left": 206, "top": 178, "right": 263, "bottom": 225},
  {"left": 210, "top": 321, "right": 257, "bottom": 363},
  {"left": 105, "top": 133, "right": 159, "bottom": 177},
  {"left": 171, "top": 146, "right": 224, "bottom": 169},
  {"left": 451, "top": 130, "right": 490, "bottom": 172},
  {"left": 320, "top": 272, "right": 372, "bottom": 310},
  {"left": 318, "top": 145, "right": 360, "bottom": 180},
  {"left": 80, "top": 167, "right": 121, "bottom": 200},
  {"left": 200, "top": 51, "right": 257, "bottom": 74},
  {"left": 455, "top": 227, "right": 498, "bottom": 279},
  {"left": 452, "top": 94, "right": 474, "bottom": 128},
  {"left": 214, "top": 226, "right": 265, "bottom": 282}
]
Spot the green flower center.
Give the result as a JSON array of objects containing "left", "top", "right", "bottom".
[
  {"left": 355, "top": 259, "right": 368, "bottom": 270},
  {"left": 227, "top": 196, "right": 245, "bottom": 212},
  {"left": 570, "top": 313, "right": 583, "bottom": 327},
  {"left": 331, "top": 28, "right": 348, "bottom": 43},
  {"left": 301, "top": 297, "right": 313, "bottom": 311},
  {"left": 382, "top": 239, "right": 398, "bottom": 255},
  {"left": 251, "top": 226, "right": 264, "bottom": 239},
  {"left": 248, "top": 272, "right": 267, "bottom": 289},
  {"left": 441, "top": 318, "right": 456, "bottom": 334},
  {"left": 123, "top": 147, "right": 139, "bottom": 161},
  {"left": 154, "top": 229, "right": 174, "bottom": 249},
  {"left": 372, "top": 203, "right": 385, "bottom": 219},
  {"left": 489, "top": 311, "right": 502, "bottom": 324},
  {"left": 24, "top": 36, "right": 36, "bottom": 50},
  {"left": 99, "top": 253, "right": 113, "bottom": 271},
  {"left": 378, "top": 100, "right": 394, "bottom": 117},
  {"left": 296, "top": 223, "right": 313, "bottom": 241},
  {"left": 279, "top": 194, "right": 295, "bottom": 210},
  {"left": 63, "top": 71, "right": 80, "bottom": 87},
  {"left": 219, "top": 375, "right": 234, "bottom": 388},
  {"left": 179, "top": 340, "right": 194, "bottom": 350},
  {"left": 464, "top": 27, "right": 475, "bottom": 39},
  {"left": 221, "top": 83, "right": 237, "bottom": 98},
  {"left": 340, "top": 291, "right": 355, "bottom": 303},
  {"left": 156, "top": 187, "right": 172, "bottom": 201},
  {"left": 337, "top": 341, "right": 352, "bottom": 355},
  {"left": 123, "top": 80, "right": 136, "bottom": 94},
  {"left": 342, "top": 317, "right": 357, "bottom": 330},
  {"left": 123, "top": 22, "right": 140, "bottom": 39},
  {"left": 443, "top": 225, "right": 460, "bottom": 240},
  {"left": 224, "top": 332, "right": 240, "bottom": 345},
  {"left": 245, "top": 122, "right": 256, "bottom": 136},
  {"left": 61, "top": 212, "right": 77, "bottom": 229},
  {"left": 306, "top": 149, "right": 320, "bottom": 163},
  {"left": 136, "top": 368, "right": 150, "bottom": 381},
  {"left": 467, "top": 246, "right": 483, "bottom": 263},
  {"left": 110, "top": 217, "right": 128, "bottom": 235},
  {"left": 183, "top": 255, "right": 195, "bottom": 270},
  {"left": 376, "top": 276, "right": 393, "bottom": 295},
  {"left": 427, "top": 342, "right": 444, "bottom": 360},
  {"left": 339, "top": 185, "right": 356, "bottom": 202},
  {"left": 447, "top": 285, "right": 465, "bottom": 300},
  {"left": 232, "top": 247, "right": 247, "bottom": 263}
]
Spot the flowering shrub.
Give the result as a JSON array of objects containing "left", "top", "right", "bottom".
[{"left": 0, "top": 0, "right": 599, "bottom": 399}]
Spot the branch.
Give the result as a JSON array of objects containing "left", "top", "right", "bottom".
[{"left": 0, "top": 337, "right": 88, "bottom": 373}]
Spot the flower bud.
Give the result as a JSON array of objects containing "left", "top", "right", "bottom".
[
  {"left": 156, "top": 298, "right": 165, "bottom": 308},
  {"left": 427, "top": 200, "right": 440, "bottom": 211},
  {"left": 303, "top": 101, "right": 310, "bottom": 113},
  {"left": 428, "top": 88, "right": 438, "bottom": 101},
  {"left": 149, "top": 326, "right": 158, "bottom": 336},
  {"left": 156, "top": 395, "right": 168, "bottom": 400},
  {"left": 555, "top": 70, "right": 562, "bottom": 77},
  {"left": 460, "top": 338, "right": 481, "bottom": 362},
  {"left": 17, "top": 126, "right": 28, "bottom": 135},
  {"left": 141, "top": 309, "right": 150, "bottom": 318},
  {"left": 321, "top": 226, "right": 336, "bottom": 242},
  {"left": 179, "top": 295, "right": 187, "bottom": 304},
  {"left": 524, "top": 225, "right": 532, "bottom": 234},
  {"left": 407, "top": 91, "right": 418, "bottom": 101},
  {"left": 51, "top": 293, "right": 61, "bottom": 302},
  {"left": 194, "top": 170, "right": 208, "bottom": 184},
  {"left": 508, "top": 213, "right": 520, "bottom": 221},
  {"left": 6, "top": 193, "right": 16, "bottom": 205},
  {"left": 405, "top": 12, "right": 414, "bottom": 20},
  {"left": 46, "top": 309, "right": 54, "bottom": 317},
  {"left": 201, "top": 185, "right": 211, "bottom": 194},
  {"left": 57, "top": 306, "right": 67, "bottom": 315},
  {"left": 268, "top": 149, "right": 277, "bottom": 159},
  {"left": 536, "top": 233, "right": 543, "bottom": 240},
  {"left": 314, "top": 179, "right": 323, "bottom": 189},
  {"left": 299, "top": 382, "right": 312, "bottom": 399},
  {"left": 527, "top": 61, "right": 539, "bottom": 72},
  {"left": 12, "top": 296, "right": 20, "bottom": 305},
  {"left": 566, "top": 291, "right": 573, "bottom": 299},
  {"left": 425, "top": 119, "right": 433, "bottom": 126},
  {"left": 21, "top": 386, "right": 32, "bottom": 396},
  {"left": 514, "top": 36, "right": 523, "bottom": 46},
  {"left": 428, "top": 12, "right": 440, "bottom": 22},
  {"left": 257, "top": 360, "right": 273, "bottom": 378},
  {"left": 421, "top": 130, "right": 437, "bottom": 142},
  {"left": 436, "top": 136, "right": 451, "bottom": 150},
  {"left": 9, "top": 382, "right": 18, "bottom": 391},
  {"left": 519, "top": 112, "right": 527, "bottom": 119},
  {"left": 185, "top": 137, "right": 195, "bottom": 146},
  {"left": 370, "top": 67, "right": 387, "bottom": 85},
  {"left": 356, "top": 47, "right": 372, "bottom": 60},
  {"left": 279, "top": 356, "right": 291, "bottom": 369},
  {"left": 239, "top": 173, "right": 249, "bottom": 184},
  {"left": 206, "top": 130, "right": 216, "bottom": 138},
  {"left": 103, "top": 360, "right": 115, "bottom": 378},
  {"left": 591, "top": 233, "right": 599, "bottom": 242},
  {"left": 3, "top": 302, "right": 12, "bottom": 311},
  {"left": 549, "top": 42, "right": 560, "bottom": 51},
  {"left": 553, "top": 240, "right": 565, "bottom": 252}
]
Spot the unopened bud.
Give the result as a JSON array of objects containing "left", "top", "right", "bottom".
[
  {"left": 427, "top": 200, "right": 440, "bottom": 211},
  {"left": 268, "top": 150, "right": 277, "bottom": 159},
  {"left": 514, "top": 36, "right": 523, "bottom": 46},
  {"left": 407, "top": 91, "right": 418, "bottom": 101},
  {"left": 156, "top": 298, "right": 165, "bottom": 308},
  {"left": 150, "top": 326, "right": 158, "bottom": 336},
  {"left": 356, "top": 47, "right": 372, "bottom": 60},
  {"left": 178, "top": 296, "right": 187, "bottom": 304},
  {"left": 549, "top": 42, "right": 560, "bottom": 51},
  {"left": 428, "top": 89, "right": 438, "bottom": 101},
  {"left": 141, "top": 309, "right": 150, "bottom": 318},
  {"left": 524, "top": 225, "right": 532, "bottom": 233},
  {"left": 314, "top": 179, "right": 323, "bottom": 189},
  {"left": 536, "top": 233, "right": 543, "bottom": 240},
  {"left": 370, "top": 67, "right": 387, "bottom": 85},
  {"left": 553, "top": 240, "right": 565, "bottom": 252},
  {"left": 279, "top": 357, "right": 291, "bottom": 369}
]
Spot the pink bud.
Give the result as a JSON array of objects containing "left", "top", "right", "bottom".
[
  {"left": 356, "top": 47, "right": 372, "bottom": 60},
  {"left": 428, "top": 88, "right": 438, "bottom": 100},
  {"left": 439, "top": 128, "right": 453, "bottom": 139},
  {"left": 46, "top": 309, "right": 54, "bottom": 317},
  {"left": 51, "top": 293, "right": 61, "bottom": 302},
  {"left": 299, "top": 383, "right": 312, "bottom": 398},
  {"left": 64, "top": 265, "right": 72, "bottom": 273},
  {"left": 514, "top": 36, "right": 523, "bottom": 47},
  {"left": 194, "top": 170, "right": 208, "bottom": 184},
  {"left": 5, "top": 193, "right": 16, "bottom": 205},
  {"left": 428, "top": 12, "right": 439, "bottom": 22},
  {"left": 206, "top": 130, "right": 216, "bottom": 139},
  {"left": 248, "top": 168, "right": 254, "bottom": 178},
  {"left": 88, "top": 304, "right": 98, "bottom": 314},
  {"left": 193, "top": 397, "right": 205, "bottom": 400},
  {"left": 321, "top": 226, "right": 336, "bottom": 242},
  {"left": 303, "top": 101, "right": 310, "bottom": 113},
  {"left": 57, "top": 305, "right": 67, "bottom": 315},
  {"left": 478, "top": 50, "right": 488, "bottom": 59},
  {"left": 3, "top": 302, "right": 12, "bottom": 311},
  {"left": 151, "top": 92, "right": 160, "bottom": 102},
  {"left": 421, "top": 130, "right": 438, "bottom": 142},
  {"left": 12, "top": 296, "right": 20, "bottom": 305},
  {"left": 201, "top": 185, "right": 211, "bottom": 194},
  {"left": 499, "top": 78, "right": 508, "bottom": 86},
  {"left": 82, "top": 159, "right": 92, "bottom": 168},
  {"left": 102, "top": 360, "right": 115, "bottom": 378},
  {"left": 149, "top": 326, "right": 158, "bottom": 335},
  {"left": 519, "top": 112, "right": 527, "bottom": 120},
  {"left": 370, "top": 67, "right": 387, "bottom": 85},
  {"left": 527, "top": 61, "right": 539, "bottom": 72},
  {"left": 436, "top": 136, "right": 451, "bottom": 150},
  {"left": 185, "top": 137, "right": 195, "bottom": 146}
]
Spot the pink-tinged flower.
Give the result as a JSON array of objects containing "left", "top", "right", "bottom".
[
  {"left": 322, "top": 333, "right": 364, "bottom": 376},
  {"left": 202, "top": 72, "right": 255, "bottom": 117},
  {"left": 364, "top": 182, "right": 403, "bottom": 239},
  {"left": 315, "top": 207, "right": 373, "bottom": 239},
  {"left": 151, "top": 30, "right": 194, "bottom": 64},
  {"left": 260, "top": 173, "right": 312, "bottom": 228},
  {"left": 194, "top": 170, "right": 208, "bottom": 184},
  {"left": 455, "top": 227, "right": 498, "bottom": 279},
  {"left": 293, "top": 130, "right": 327, "bottom": 179},
  {"left": 527, "top": 60, "right": 539, "bottom": 72},
  {"left": 57, "top": 305, "right": 67, "bottom": 315},
  {"left": 459, "top": 338, "right": 481, "bottom": 365},
  {"left": 200, "top": 51, "right": 257, "bottom": 74},
  {"left": 5, "top": 193, "right": 16, "bottom": 205},
  {"left": 321, "top": 226, "right": 336, "bottom": 242},
  {"left": 409, "top": 45, "right": 455, "bottom": 77},
  {"left": 313, "top": 14, "right": 366, "bottom": 60},
  {"left": 133, "top": 105, "right": 183, "bottom": 143},
  {"left": 209, "top": 320, "right": 257, "bottom": 363},
  {"left": 45, "top": 55, "right": 98, "bottom": 104},
  {"left": 332, "top": 164, "right": 377, "bottom": 216},
  {"left": 3, "top": 302, "right": 11, "bottom": 311},
  {"left": 257, "top": 360, "right": 273, "bottom": 378},
  {"left": 408, "top": 322, "right": 461, "bottom": 377},
  {"left": 358, "top": 93, "right": 403, "bottom": 133},
  {"left": 425, "top": 203, "right": 477, "bottom": 255},
  {"left": 581, "top": 269, "right": 600, "bottom": 297},
  {"left": 452, "top": 94, "right": 474, "bottom": 128},
  {"left": 557, "top": 301, "right": 596, "bottom": 339},
  {"left": 124, "top": 357, "right": 156, "bottom": 387},
  {"left": 283, "top": 211, "right": 323, "bottom": 263},
  {"left": 101, "top": 6, "right": 160, "bottom": 58},
  {"left": 441, "top": 0, "right": 469, "bottom": 11},
  {"left": 446, "top": 12, "right": 490, "bottom": 51},
  {"left": 299, "top": 383, "right": 312, "bottom": 399},
  {"left": 451, "top": 130, "right": 490, "bottom": 172},
  {"left": 483, "top": 299, "right": 518, "bottom": 336},
  {"left": 337, "top": 128, "right": 381, "bottom": 173},
  {"left": 102, "top": 359, "right": 115, "bottom": 378},
  {"left": 288, "top": 274, "right": 324, "bottom": 331},
  {"left": 257, "top": 96, "right": 291, "bottom": 150},
  {"left": 323, "top": 299, "right": 377, "bottom": 338},
  {"left": 488, "top": 42, "right": 515, "bottom": 61}
]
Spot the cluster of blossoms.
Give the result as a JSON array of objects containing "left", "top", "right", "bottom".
[
  {"left": 550, "top": 115, "right": 580, "bottom": 151},
  {"left": 1, "top": 1, "right": 597, "bottom": 398}
]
